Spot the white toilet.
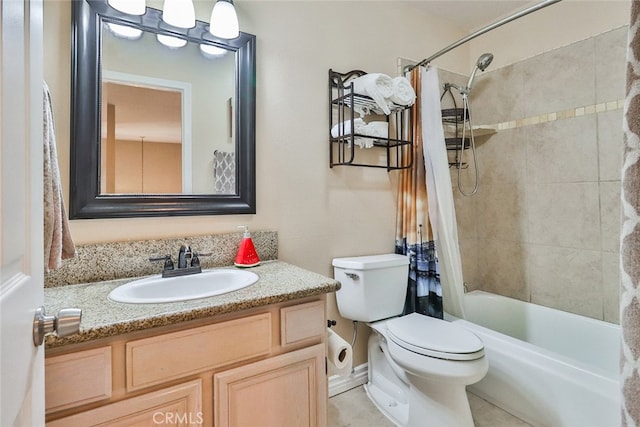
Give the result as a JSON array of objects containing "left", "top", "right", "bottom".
[{"left": 333, "top": 254, "right": 488, "bottom": 427}]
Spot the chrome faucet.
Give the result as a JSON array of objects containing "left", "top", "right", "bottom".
[
  {"left": 178, "top": 245, "right": 192, "bottom": 269},
  {"left": 150, "top": 244, "right": 209, "bottom": 278}
]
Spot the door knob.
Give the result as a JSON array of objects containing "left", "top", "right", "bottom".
[{"left": 33, "top": 306, "right": 82, "bottom": 346}]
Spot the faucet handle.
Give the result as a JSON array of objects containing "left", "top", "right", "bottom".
[
  {"left": 190, "top": 253, "right": 200, "bottom": 268},
  {"left": 189, "top": 252, "right": 211, "bottom": 268},
  {"left": 149, "top": 254, "right": 174, "bottom": 271}
]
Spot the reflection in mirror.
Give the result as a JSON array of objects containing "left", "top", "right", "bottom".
[
  {"left": 69, "top": 0, "right": 256, "bottom": 218},
  {"left": 101, "top": 79, "right": 185, "bottom": 194},
  {"left": 100, "top": 22, "right": 236, "bottom": 195}
]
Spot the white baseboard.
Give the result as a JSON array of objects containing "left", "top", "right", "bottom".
[{"left": 328, "top": 363, "right": 368, "bottom": 397}]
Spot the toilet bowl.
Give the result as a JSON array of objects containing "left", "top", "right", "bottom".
[
  {"left": 333, "top": 254, "right": 488, "bottom": 427},
  {"left": 367, "top": 314, "right": 488, "bottom": 426}
]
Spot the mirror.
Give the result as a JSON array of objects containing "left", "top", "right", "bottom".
[{"left": 70, "top": 0, "right": 256, "bottom": 218}]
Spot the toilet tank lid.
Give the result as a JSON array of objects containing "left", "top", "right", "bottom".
[{"left": 332, "top": 254, "right": 409, "bottom": 270}]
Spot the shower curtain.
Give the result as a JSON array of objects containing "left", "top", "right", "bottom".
[
  {"left": 395, "top": 66, "right": 465, "bottom": 320},
  {"left": 395, "top": 67, "right": 442, "bottom": 318},
  {"left": 621, "top": 2, "right": 640, "bottom": 425},
  {"left": 421, "top": 66, "right": 466, "bottom": 319}
]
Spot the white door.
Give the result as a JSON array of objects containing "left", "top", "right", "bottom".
[{"left": 0, "top": 0, "right": 45, "bottom": 426}]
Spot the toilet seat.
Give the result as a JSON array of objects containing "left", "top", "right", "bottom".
[{"left": 386, "top": 313, "right": 485, "bottom": 361}]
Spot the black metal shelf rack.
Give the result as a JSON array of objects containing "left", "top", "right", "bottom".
[
  {"left": 442, "top": 107, "right": 470, "bottom": 168},
  {"left": 329, "top": 69, "right": 413, "bottom": 171}
]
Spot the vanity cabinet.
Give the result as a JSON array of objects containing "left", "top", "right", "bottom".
[{"left": 44, "top": 297, "right": 327, "bottom": 426}]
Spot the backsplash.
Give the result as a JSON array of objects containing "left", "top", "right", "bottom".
[{"left": 45, "top": 231, "right": 278, "bottom": 287}]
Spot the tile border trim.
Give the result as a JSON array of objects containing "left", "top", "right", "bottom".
[{"left": 489, "top": 99, "right": 624, "bottom": 132}]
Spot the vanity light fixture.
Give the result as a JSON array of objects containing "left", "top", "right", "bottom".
[
  {"left": 156, "top": 34, "right": 188, "bottom": 48},
  {"left": 200, "top": 44, "right": 227, "bottom": 58},
  {"left": 209, "top": 0, "right": 239, "bottom": 39},
  {"left": 107, "top": 0, "right": 146, "bottom": 15},
  {"left": 161, "top": 0, "right": 196, "bottom": 29},
  {"left": 107, "top": 23, "right": 143, "bottom": 40},
  {"left": 106, "top": 0, "right": 241, "bottom": 44}
]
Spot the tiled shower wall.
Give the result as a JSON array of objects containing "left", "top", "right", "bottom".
[{"left": 450, "top": 27, "right": 627, "bottom": 324}]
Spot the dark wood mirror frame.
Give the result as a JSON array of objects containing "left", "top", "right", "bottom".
[{"left": 69, "top": 0, "right": 256, "bottom": 219}]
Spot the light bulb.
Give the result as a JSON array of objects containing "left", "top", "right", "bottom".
[
  {"left": 200, "top": 44, "right": 227, "bottom": 58},
  {"left": 162, "top": 0, "right": 196, "bottom": 29},
  {"left": 156, "top": 34, "right": 188, "bottom": 48},
  {"left": 107, "top": 23, "right": 143, "bottom": 40},
  {"left": 107, "top": 0, "right": 146, "bottom": 15},
  {"left": 209, "top": 0, "right": 239, "bottom": 39}
]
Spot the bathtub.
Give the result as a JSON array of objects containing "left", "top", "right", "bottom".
[{"left": 446, "top": 290, "right": 621, "bottom": 427}]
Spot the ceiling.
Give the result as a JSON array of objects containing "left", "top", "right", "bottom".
[{"left": 411, "top": 0, "right": 534, "bottom": 31}]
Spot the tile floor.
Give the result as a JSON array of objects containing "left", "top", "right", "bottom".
[{"left": 328, "top": 385, "right": 532, "bottom": 427}]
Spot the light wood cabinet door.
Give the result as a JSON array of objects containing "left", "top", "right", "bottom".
[
  {"left": 47, "top": 379, "right": 202, "bottom": 427},
  {"left": 45, "top": 347, "right": 112, "bottom": 412},
  {"left": 214, "top": 343, "right": 327, "bottom": 427}
]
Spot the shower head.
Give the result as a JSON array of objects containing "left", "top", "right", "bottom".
[
  {"left": 476, "top": 53, "right": 494, "bottom": 71},
  {"left": 466, "top": 53, "right": 494, "bottom": 93}
]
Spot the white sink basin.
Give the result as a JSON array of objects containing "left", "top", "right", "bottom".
[{"left": 108, "top": 269, "right": 259, "bottom": 304}]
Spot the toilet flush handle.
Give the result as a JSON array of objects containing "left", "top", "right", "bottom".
[{"left": 345, "top": 272, "right": 359, "bottom": 280}]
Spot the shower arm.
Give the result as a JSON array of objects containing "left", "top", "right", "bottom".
[{"left": 405, "top": 0, "right": 562, "bottom": 73}]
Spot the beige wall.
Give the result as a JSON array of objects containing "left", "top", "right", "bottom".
[
  {"left": 113, "top": 140, "right": 142, "bottom": 193},
  {"left": 141, "top": 141, "right": 182, "bottom": 193},
  {"left": 102, "top": 139, "right": 182, "bottom": 193}
]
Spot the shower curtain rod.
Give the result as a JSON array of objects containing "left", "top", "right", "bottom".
[{"left": 406, "top": 0, "right": 563, "bottom": 72}]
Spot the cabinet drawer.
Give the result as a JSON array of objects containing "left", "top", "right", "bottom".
[
  {"left": 47, "top": 379, "right": 202, "bottom": 427},
  {"left": 126, "top": 313, "right": 271, "bottom": 391},
  {"left": 45, "top": 347, "right": 112, "bottom": 413},
  {"left": 280, "top": 300, "right": 325, "bottom": 348}
]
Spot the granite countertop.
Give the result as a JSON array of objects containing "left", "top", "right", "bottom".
[{"left": 44, "top": 261, "right": 340, "bottom": 349}]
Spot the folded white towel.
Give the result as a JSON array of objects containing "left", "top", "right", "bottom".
[
  {"left": 331, "top": 118, "right": 366, "bottom": 138},
  {"left": 331, "top": 119, "right": 388, "bottom": 149},
  {"left": 351, "top": 73, "right": 394, "bottom": 97},
  {"left": 352, "top": 103, "right": 373, "bottom": 118},
  {"left": 350, "top": 73, "right": 393, "bottom": 115},
  {"left": 354, "top": 139, "right": 374, "bottom": 149},
  {"left": 353, "top": 121, "right": 389, "bottom": 149},
  {"left": 360, "top": 121, "right": 388, "bottom": 138},
  {"left": 389, "top": 76, "right": 416, "bottom": 106}
]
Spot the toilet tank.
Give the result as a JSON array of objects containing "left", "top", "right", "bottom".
[{"left": 333, "top": 254, "right": 409, "bottom": 322}]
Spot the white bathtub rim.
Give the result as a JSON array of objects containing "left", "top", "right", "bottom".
[
  {"left": 453, "top": 290, "right": 621, "bottom": 379},
  {"left": 446, "top": 312, "right": 619, "bottom": 384},
  {"left": 465, "top": 290, "right": 620, "bottom": 332}
]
